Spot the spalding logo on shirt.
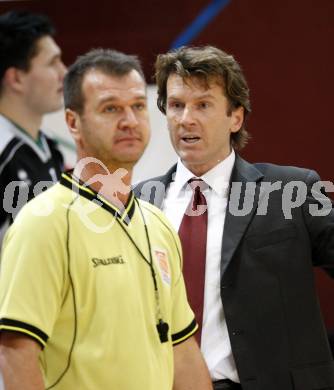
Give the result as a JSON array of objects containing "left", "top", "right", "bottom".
[{"left": 91, "top": 255, "right": 125, "bottom": 267}]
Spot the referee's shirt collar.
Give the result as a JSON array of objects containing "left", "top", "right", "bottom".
[{"left": 60, "top": 171, "right": 136, "bottom": 224}]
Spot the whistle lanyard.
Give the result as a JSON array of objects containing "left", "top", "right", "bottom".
[
  {"left": 114, "top": 198, "right": 161, "bottom": 314},
  {"left": 98, "top": 195, "right": 169, "bottom": 342}
]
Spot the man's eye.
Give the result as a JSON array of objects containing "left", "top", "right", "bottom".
[
  {"left": 103, "top": 106, "right": 118, "bottom": 113},
  {"left": 133, "top": 103, "right": 146, "bottom": 111},
  {"left": 169, "top": 101, "right": 183, "bottom": 109},
  {"left": 198, "top": 102, "right": 210, "bottom": 109}
]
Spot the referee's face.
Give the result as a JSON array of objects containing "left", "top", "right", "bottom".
[{"left": 68, "top": 69, "right": 150, "bottom": 172}]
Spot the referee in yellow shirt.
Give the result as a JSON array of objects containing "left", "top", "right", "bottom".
[{"left": 0, "top": 48, "right": 212, "bottom": 390}]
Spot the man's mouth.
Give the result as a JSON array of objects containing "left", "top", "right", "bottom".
[
  {"left": 115, "top": 137, "right": 140, "bottom": 143},
  {"left": 181, "top": 136, "right": 200, "bottom": 144}
]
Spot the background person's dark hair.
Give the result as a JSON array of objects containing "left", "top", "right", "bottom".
[
  {"left": 0, "top": 10, "right": 55, "bottom": 87},
  {"left": 64, "top": 48, "right": 145, "bottom": 114},
  {"left": 155, "top": 46, "right": 251, "bottom": 150}
]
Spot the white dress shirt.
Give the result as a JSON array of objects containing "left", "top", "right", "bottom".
[{"left": 162, "top": 150, "right": 239, "bottom": 382}]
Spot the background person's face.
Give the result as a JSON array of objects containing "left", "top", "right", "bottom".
[
  {"left": 166, "top": 74, "right": 243, "bottom": 176},
  {"left": 21, "top": 35, "right": 66, "bottom": 115},
  {"left": 74, "top": 69, "right": 150, "bottom": 171}
]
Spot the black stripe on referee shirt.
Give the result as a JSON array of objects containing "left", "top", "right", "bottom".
[
  {"left": 0, "top": 318, "right": 48, "bottom": 348},
  {"left": 172, "top": 318, "right": 198, "bottom": 345}
]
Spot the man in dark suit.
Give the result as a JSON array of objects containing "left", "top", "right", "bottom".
[{"left": 134, "top": 46, "right": 334, "bottom": 390}]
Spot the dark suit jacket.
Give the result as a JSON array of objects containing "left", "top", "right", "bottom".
[{"left": 134, "top": 155, "right": 334, "bottom": 390}]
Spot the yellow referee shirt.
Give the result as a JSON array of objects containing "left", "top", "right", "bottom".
[{"left": 0, "top": 172, "right": 197, "bottom": 389}]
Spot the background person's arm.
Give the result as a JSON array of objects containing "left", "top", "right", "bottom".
[
  {"left": 0, "top": 332, "right": 44, "bottom": 390},
  {"left": 173, "top": 336, "right": 212, "bottom": 390}
]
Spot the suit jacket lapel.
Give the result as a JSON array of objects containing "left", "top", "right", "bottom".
[
  {"left": 137, "top": 157, "right": 263, "bottom": 278},
  {"left": 221, "top": 155, "right": 264, "bottom": 277},
  {"left": 138, "top": 164, "right": 176, "bottom": 208}
]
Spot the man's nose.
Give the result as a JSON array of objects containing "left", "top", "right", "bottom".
[
  {"left": 179, "top": 106, "right": 195, "bottom": 126},
  {"left": 119, "top": 107, "right": 139, "bottom": 128},
  {"left": 59, "top": 61, "right": 67, "bottom": 81}
]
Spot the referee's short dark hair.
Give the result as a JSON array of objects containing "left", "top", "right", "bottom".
[
  {"left": 64, "top": 48, "right": 145, "bottom": 114},
  {"left": 0, "top": 10, "right": 55, "bottom": 86}
]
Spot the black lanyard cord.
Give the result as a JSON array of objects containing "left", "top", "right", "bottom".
[
  {"left": 114, "top": 197, "right": 169, "bottom": 343},
  {"left": 93, "top": 194, "right": 169, "bottom": 342},
  {"left": 135, "top": 198, "right": 158, "bottom": 291},
  {"left": 112, "top": 199, "right": 158, "bottom": 292}
]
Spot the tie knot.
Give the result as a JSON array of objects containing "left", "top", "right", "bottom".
[
  {"left": 187, "top": 178, "right": 208, "bottom": 193},
  {"left": 185, "top": 178, "right": 208, "bottom": 211}
]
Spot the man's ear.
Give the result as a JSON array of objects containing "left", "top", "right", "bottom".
[
  {"left": 65, "top": 109, "right": 82, "bottom": 141},
  {"left": 230, "top": 106, "right": 244, "bottom": 134},
  {"left": 2, "top": 67, "right": 26, "bottom": 93}
]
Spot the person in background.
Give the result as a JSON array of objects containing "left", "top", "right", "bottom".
[
  {"left": 0, "top": 48, "right": 212, "bottom": 390},
  {"left": 135, "top": 45, "right": 334, "bottom": 390},
  {"left": 0, "top": 10, "right": 66, "bottom": 244}
]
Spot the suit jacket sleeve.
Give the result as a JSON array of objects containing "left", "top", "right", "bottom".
[{"left": 302, "top": 169, "right": 334, "bottom": 275}]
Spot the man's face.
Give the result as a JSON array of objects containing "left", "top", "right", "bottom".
[
  {"left": 166, "top": 74, "right": 244, "bottom": 176},
  {"left": 21, "top": 35, "right": 66, "bottom": 114},
  {"left": 73, "top": 69, "right": 150, "bottom": 171}
]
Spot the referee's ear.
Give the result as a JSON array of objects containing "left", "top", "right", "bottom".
[{"left": 65, "top": 108, "right": 82, "bottom": 143}]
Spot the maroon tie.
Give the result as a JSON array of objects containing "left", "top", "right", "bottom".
[{"left": 178, "top": 178, "right": 208, "bottom": 345}]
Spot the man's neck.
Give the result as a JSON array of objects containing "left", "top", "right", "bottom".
[
  {"left": 73, "top": 159, "right": 133, "bottom": 207},
  {"left": 181, "top": 148, "right": 234, "bottom": 177},
  {"left": 0, "top": 98, "right": 42, "bottom": 140}
]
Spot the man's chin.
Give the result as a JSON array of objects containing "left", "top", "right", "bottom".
[
  {"left": 119, "top": 148, "right": 146, "bottom": 162},
  {"left": 179, "top": 153, "right": 204, "bottom": 166},
  {"left": 111, "top": 153, "right": 145, "bottom": 170}
]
